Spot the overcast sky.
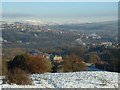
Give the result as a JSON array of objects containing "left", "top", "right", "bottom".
[{"left": 2, "top": 2, "right": 118, "bottom": 24}]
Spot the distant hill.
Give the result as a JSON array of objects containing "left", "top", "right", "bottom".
[
  {"left": 2, "top": 20, "right": 118, "bottom": 48},
  {"left": 47, "top": 20, "right": 118, "bottom": 34}
]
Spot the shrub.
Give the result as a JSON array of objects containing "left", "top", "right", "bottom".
[
  {"left": 62, "top": 54, "right": 87, "bottom": 72},
  {"left": 8, "top": 54, "right": 52, "bottom": 74},
  {"left": 88, "top": 52, "right": 101, "bottom": 64},
  {"left": 8, "top": 55, "right": 28, "bottom": 71},
  {"left": 6, "top": 68, "right": 32, "bottom": 85},
  {"left": 26, "top": 55, "right": 52, "bottom": 73}
]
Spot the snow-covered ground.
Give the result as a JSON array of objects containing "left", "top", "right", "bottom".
[
  {"left": 0, "top": 76, "right": 2, "bottom": 89},
  {"left": 0, "top": 71, "right": 119, "bottom": 89}
]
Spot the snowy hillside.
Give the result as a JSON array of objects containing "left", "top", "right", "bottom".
[{"left": 1, "top": 71, "right": 119, "bottom": 88}]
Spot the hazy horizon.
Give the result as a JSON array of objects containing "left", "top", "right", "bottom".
[{"left": 2, "top": 2, "right": 118, "bottom": 24}]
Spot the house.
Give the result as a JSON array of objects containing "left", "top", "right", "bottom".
[
  {"left": 86, "top": 63, "right": 95, "bottom": 67},
  {"left": 50, "top": 54, "right": 63, "bottom": 64},
  {"left": 53, "top": 55, "right": 63, "bottom": 63}
]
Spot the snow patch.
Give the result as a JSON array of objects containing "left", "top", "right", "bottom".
[{"left": 1, "top": 71, "right": 119, "bottom": 89}]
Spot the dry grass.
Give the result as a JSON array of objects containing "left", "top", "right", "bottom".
[{"left": 6, "top": 68, "right": 32, "bottom": 85}]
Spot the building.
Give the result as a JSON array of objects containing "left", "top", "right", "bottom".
[{"left": 53, "top": 55, "right": 63, "bottom": 63}]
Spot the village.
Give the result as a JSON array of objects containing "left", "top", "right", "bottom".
[{"left": 1, "top": 21, "right": 118, "bottom": 50}]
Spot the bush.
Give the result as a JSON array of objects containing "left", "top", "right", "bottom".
[
  {"left": 62, "top": 54, "right": 87, "bottom": 72},
  {"left": 8, "top": 55, "right": 28, "bottom": 71},
  {"left": 26, "top": 55, "right": 52, "bottom": 73},
  {"left": 88, "top": 52, "right": 101, "bottom": 64},
  {"left": 6, "top": 68, "right": 32, "bottom": 85},
  {"left": 8, "top": 54, "right": 52, "bottom": 74}
]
